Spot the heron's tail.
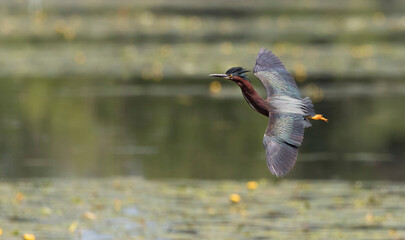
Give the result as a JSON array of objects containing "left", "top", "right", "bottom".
[
  {"left": 302, "top": 97, "right": 315, "bottom": 128},
  {"left": 302, "top": 97, "right": 315, "bottom": 116},
  {"left": 303, "top": 97, "right": 328, "bottom": 124}
]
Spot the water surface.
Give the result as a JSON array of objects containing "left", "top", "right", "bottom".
[{"left": 1, "top": 79, "right": 404, "bottom": 181}]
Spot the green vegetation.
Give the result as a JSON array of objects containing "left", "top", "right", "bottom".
[{"left": 0, "top": 178, "right": 404, "bottom": 239}]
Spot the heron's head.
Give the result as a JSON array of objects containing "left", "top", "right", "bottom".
[{"left": 209, "top": 67, "right": 250, "bottom": 81}]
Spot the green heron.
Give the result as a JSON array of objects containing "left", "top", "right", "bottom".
[{"left": 209, "top": 48, "right": 327, "bottom": 177}]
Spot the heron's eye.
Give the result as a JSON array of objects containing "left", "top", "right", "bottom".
[{"left": 229, "top": 74, "right": 233, "bottom": 78}]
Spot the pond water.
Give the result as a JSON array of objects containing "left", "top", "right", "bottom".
[{"left": 1, "top": 79, "right": 404, "bottom": 181}]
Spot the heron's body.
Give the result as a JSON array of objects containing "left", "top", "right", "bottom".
[{"left": 210, "top": 49, "right": 327, "bottom": 177}]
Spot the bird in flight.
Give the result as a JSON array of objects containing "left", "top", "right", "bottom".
[{"left": 209, "top": 48, "right": 327, "bottom": 177}]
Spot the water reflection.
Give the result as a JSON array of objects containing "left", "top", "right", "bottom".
[{"left": 0, "top": 79, "right": 404, "bottom": 180}]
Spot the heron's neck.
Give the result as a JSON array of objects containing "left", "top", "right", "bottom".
[{"left": 235, "top": 77, "right": 269, "bottom": 117}]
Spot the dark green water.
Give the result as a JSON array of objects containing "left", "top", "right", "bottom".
[{"left": 1, "top": 79, "right": 404, "bottom": 180}]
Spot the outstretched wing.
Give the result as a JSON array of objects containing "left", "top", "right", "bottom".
[
  {"left": 254, "top": 48, "right": 302, "bottom": 99},
  {"left": 263, "top": 113, "right": 306, "bottom": 177}
]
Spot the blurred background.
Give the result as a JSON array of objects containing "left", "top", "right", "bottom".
[
  {"left": 1, "top": 0, "right": 405, "bottom": 180},
  {"left": 2, "top": 1, "right": 405, "bottom": 240}
]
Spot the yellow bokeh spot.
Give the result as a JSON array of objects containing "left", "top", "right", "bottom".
[
  {"left": 209, "top": 81, "right": 222, "bottom": 94},
  {"left": 0, "top": 228, "right": 2, "bottom": 236},
  {"left": 229, "top": 193, "right": 241, "bottom": 203},
  {"left": 23, "top": 233, "right": 36, "bottom": 240},
  {"left": 53, "top": 19, "right": 76, "bottom": 41},
  {"left": 68, "top": 221, "right": 78, "bottom": 233},
  {"left": 246, "top": 181, "right": 258, "bottom": 190},
  {"left": 114, "top": 199, "right": 122, "bottom": 212},
  {"left": 293, "top": 62, "right": 307, "bottom": 82},
  {"left": 75, "top": 51, "right": 86, "bottom": 65},
  {"left": 16, "top": 192, "right": 24, "bottom": 203},
  {"left": 389, "top": 229, "right": 399, "bottom": 238},
  {"left": 83, "top": 211, "right": 97, "bottom": 220},
  {"left": 146, "top": 62, "right": 164, "bottom": 81},
  {"left": 34, "top": 11, "right": 47, "bottom": 25},
  {"left": 365, "top": 212, "right": 375, "bottom": 224},
  {"left": 40, "top": 207, "right": 52, "bottom": 215}
]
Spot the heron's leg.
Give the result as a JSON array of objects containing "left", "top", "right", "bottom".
[{"left": 309, "top": 114, "right": 328, "bottom": 122}]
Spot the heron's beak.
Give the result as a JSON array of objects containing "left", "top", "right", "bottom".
[{"left": 209, "top": 73, "right": 229, "bottom": 79}]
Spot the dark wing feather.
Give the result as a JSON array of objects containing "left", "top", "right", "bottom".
[
  {"left": 254, "top": 48, "right": 302, "bottom": 99},
  {"left": 263, "top": 113, "right": 306, "bottom": 177},
  {"left": 264, "top": 136, "right": 298, "bottom": 177}
]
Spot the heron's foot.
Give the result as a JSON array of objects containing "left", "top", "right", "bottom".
[{"left": 309, "top": 114, "right": 328, "bottom": 122}]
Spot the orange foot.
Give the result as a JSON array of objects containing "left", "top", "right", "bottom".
[{"left": 309, "top": 114, "right": 328, "bottom": 122}]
